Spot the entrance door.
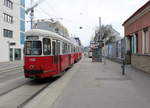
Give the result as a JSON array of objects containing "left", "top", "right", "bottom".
[
  {"left": 126, "top": 36, "right": 131, "bottom": 64},
  {"left": 14, "top": 49, "right": 21, "bottom": 60},
  {"left": 52, "top": 40, "right": 60, "bottom": 73},
  {"left": 9, "top": 48, "right": 13, "bottom": 61}
]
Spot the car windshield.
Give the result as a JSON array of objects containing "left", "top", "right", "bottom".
[{"left": 24, "top": 41, "right": 42, "bottom": 55}]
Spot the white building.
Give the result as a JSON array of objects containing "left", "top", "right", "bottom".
[
  {"left": 33, "top": 19, "right": 70, "bottom": 38},
  {"left": 0, "top": 0, "right": 25, "bottom": 62}
]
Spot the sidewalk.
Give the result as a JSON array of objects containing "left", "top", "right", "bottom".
[
  {"left": 0, "top": 60, "right": 23, "bottom": 70},
  {"left": 51, "top": 58, "right": 150, "bottom": 108}
]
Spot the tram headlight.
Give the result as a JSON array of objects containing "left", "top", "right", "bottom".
[{"left": 30, "top": 65, "right": 34, "bottom": 70}]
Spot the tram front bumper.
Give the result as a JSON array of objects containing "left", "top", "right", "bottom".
[{"left": 24, "top": 70, "right": 43, "bottom": 75}]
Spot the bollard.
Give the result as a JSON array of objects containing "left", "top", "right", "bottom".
[{"left": 122, "top": 60, "right": 125, "bottom": 75}]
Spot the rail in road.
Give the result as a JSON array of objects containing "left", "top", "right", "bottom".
[
  {"left": 17, "top": 81, "right": 52, "bottom": 108},
  {"left": 0, "top": 60, "right": 60, "bottom": 108},
  {"left": 0, "top": 66, "right": 22, "bottom": 74},
  {"left": 0, "top": 65, "right": 23, "bottom": 83},
  {"left": 0, "top": 61, "right": 23, "bottom": 68},
  {"left": 0, "top": 77, "right": 58, "bottom": 108},
  {"left": 0, "top": 60, "right": 77, "bottom": 108},
  {"left": 0, "top": 61, "right": 23, "bottom": 80}
]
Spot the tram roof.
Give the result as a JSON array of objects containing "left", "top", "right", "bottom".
[{"left": 25, "top": 29, "right": 79, "bottom": 46}]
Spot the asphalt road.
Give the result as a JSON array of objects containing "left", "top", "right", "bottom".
[{"left": 1, "top": 59, "right": 150, "bottom": 108}]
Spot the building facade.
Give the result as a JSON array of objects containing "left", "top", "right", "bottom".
[
  {"left": 0, "top": 0, "right": 25, "bottom": 62},
  {"left": 123, "top": 1, "right": 150, "bottom": 73},
  {"left": 33, "top": 19, "right": 69, "bottom": 38}
]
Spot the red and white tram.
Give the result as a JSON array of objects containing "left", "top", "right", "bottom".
[{"left": 23, "top": 29, "right": 82, "bottom": 79}]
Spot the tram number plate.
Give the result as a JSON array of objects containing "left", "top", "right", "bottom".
[{"left": 30, "top": 75, "right": 36, "bottom": 78}]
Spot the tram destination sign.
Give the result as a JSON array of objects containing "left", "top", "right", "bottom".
[{"left": 26, "top": 36, "right": 39, "bottom": 40}]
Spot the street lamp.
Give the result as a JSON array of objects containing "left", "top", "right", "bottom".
[{"left": 79, "top": 26, "right": 83, "bottom": 29}]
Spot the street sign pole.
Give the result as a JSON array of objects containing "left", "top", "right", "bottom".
[{"left": 99, "top": 17, "right": 102, "bottom": 62}]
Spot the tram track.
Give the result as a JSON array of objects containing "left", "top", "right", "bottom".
[
  {"left": 0, "top": 62, "right": 13, "bottom": 67},
  {"left": 0, "top": 65, "right": 22, "bottom": 72},
  {"left": 0, "top": 61, "right": 22, "bottom": 68},
  {"left": 0, "top": 69, "right": 23, "bottom": 77},
  {"left": 0, "top": 72, "right": 23, "bottom": 83},
  {"left": 0, "top": 77, "right": 58, "bottom": 108},
  {"left": 0, "top": 78, "right": 29, "bottom": 97},
  {"left": 17, "top": 82, "right": 52, "bottom": 108}
]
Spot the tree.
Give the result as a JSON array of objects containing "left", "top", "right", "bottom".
[{"left": 94, "top": 24, "right": 120, "bottom": 45}]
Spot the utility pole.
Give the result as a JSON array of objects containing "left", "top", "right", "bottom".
[
  {"left": 99, "top": 17, "right": 102, "bottom": 62},
  {"left": 99, "top": 17, "right": 106, "bottom": 65},
  {"left": 26, "top": 0, "right": 47, "bottom": 29},
  {"left": 99, "top": 17, "right": 101, "bottom": 41},
  {"left": 30, "top": 0, "right": 34, "bottom": 29}
]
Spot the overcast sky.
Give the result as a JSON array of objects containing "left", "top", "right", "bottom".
[{"left": 25, "top": 0, "right": 149, "bottom": 46}]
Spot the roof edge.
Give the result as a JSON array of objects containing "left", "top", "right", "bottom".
[{"left": 123, "top": 0, "right": 150, "bottom": 26}]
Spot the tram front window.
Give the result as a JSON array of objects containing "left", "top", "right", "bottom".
[{"left": 24, "top": 41, "right": 42, "bottom": 55}]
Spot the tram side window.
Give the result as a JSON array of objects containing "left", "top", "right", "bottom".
[
  {"left": 52, "top": 41, "right": 56, "bottom": 55},
  {"left": 43, "top": 38, "right": 51, "bottom": 55},
  {"left": 68, "top": 45, "right": 70, "bottom": 54},
  {"left": 65, "top": 43, "right": 68, "bottom": 54},
  {"left": 74, "top": 47, "right": 76, "bottom": 52},
  {"left": 62, "top": 42, "right": 68, "bottom": 54},
  {"left": 24, "top": 41, "right": 31, "bottom": 55},
  {"left": 62, "top": 42, "right": 65, "bottom": 54},
  {"left": 56, "top": 41, "right": 60, "bottom": 55},
  {"left": 71, "top": 46, "right": 73, "bottom": 53}
]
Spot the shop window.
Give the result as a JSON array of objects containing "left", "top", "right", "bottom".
[{"left": 15, "top": 49, "right": 21, "bottom": 60}]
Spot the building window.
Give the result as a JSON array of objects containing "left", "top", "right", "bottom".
[
  {"left": 3, "top": 13, "right": 13, "bottom": 24},
  {"left": 4, "top": 0, "right": 13, "bottom": 9},
  {"left": 135, "top": 33, "right": 139, "bottom": 53},
  {"left": 142, "top": 28, "right": 149, "bottom": 54},
  {"left": 20, "top": 20, "right": 25, "bottom": 32},
  {"left": 131, "top": 36, "right": 134, "bottom": 54},
  {"left": 20, "top": 7, "right": 25, "bottom": 20},
  {"left": 20, "top": 32, "right": 25, "bottom": 44},
  {"left": 131, "top": 33, "right": 138, "bottom": 54},
  {"left": 20, "top": 0, "right": 25, "bottom": 7},
  {"left": 3, "top": 29, "right": 13, "bottom": 38}
]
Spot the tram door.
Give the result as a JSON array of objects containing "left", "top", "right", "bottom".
[{"left": 52, "top": 40, "right": 60, "bottom": 73}]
